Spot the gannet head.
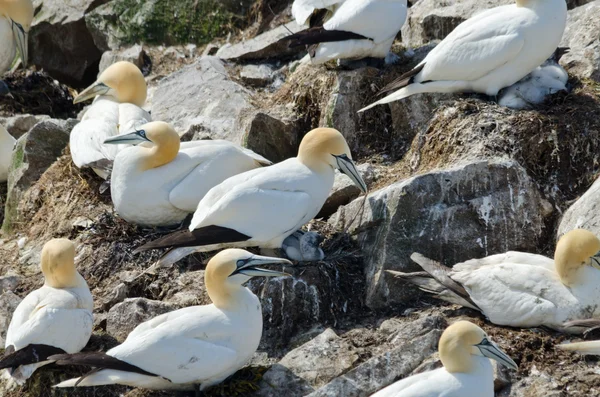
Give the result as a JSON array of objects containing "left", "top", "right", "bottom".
[
  {"left": 297, "top": 128, "right": 367, "bottom": 192},
  {"left": 104, "top": 121, "right": 180, "bottom": 169},
  {"left": 40, "top": 238, "right": 79, "bottom": 289},
  {"left": 0, "top": 0, "right": 33, "bottom": 67},
  {"left": 73, "top": 61, "right": 147, "bottom": 106},
  {"left": 555, "top": 229, "right": 600, "bottom": 286},
  {"left": 205, "top": 249, "right": 291, "bottom": 309},
  {"left": 440, "top": 321, "right": 518, "bottom": 373}
]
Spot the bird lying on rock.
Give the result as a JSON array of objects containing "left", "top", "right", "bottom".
[
  {"left": 134, "top": 128, "right": 368, "bottom": 268},
  {"left": 370, "top": 321, "right": 517, "bottom": 397},
  {"left": 0, "top": 239, "right": 93, "bottom": 385},
  {"left": 389, "top": 229, "right": 600, "bottom": 332},
  {"left": 0, "top": 124, "right": 16, "bottom": 182},
  {"left": 105, "top": 121, "right": 271, "bottom": 227},
  {"left": 360, "top": 0, "right": 568, "bottom": 111},
  {"left": 51, "top": 249, "right": 290, "bottom": 391},
  {"left": 0, "top": 0, "right": 33, "bottom": 74},
  {"left": 70, "top": 61, "right": 151, "bottom": 179}
]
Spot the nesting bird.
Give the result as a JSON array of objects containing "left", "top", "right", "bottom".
[
  {"left": 0, "top": 239, "right": 93, "bottom": 384},
  {"left": 292, "top": 0, "right": 346, "bottom": 27},
  {"left": 0, "top": 0, "right": 33, "bottom": 74},
  {"left": 70, "top": 61, "right": 151, "bottom": 179},
  {"left": 360, "top": 0, "right": 568, "bottom": 111},
  {"left": 284, "top": 0, "right": 407, "bottom": 64},
  {"left": 0, "top": 124, "right": 16, "bottom": 182},
  {"left": 370, "top": 321, "right": 517, "bottom": 397},
  {"left": 51, "top": 249, "right": 290, "bottom": 391},
  {"left": 135, "top": 128, "right": 367, "bottom": 267},
  {"left": 105, "top": 121, "right": 271, "bottom": 226},
  {"left": 389, "top": 229, "right": 600, "bottom": 332}
]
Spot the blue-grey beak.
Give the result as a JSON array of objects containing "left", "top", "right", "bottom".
[
  {"left": 333, "top": 154, "right": 368, "bottom": 193},
  {"left": 11, "top": 20, "right": 28, "bottom": 68},
  {"left": 231, "top": 255, "right": 292, "bottom": 278},
  {"left": 104, "top": 129, "right": 151, "bottom": 145},
  {"left": 477, "top": 337, "right": 518, "bottom": 370},
  {"left": 74, "top": 82, "right": 111, "bottom": 104}
]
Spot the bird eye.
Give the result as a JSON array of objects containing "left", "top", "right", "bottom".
[
  {"left": 236, "top": 260, "right": 245, "bottom": 268},
  {"left": 137, "top": 130, "right": 147, "bottom": 138}
]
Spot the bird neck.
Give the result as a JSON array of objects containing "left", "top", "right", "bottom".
[
  {"left": 297, "top": 154, "right": 333, "bottom": 175},
  {"left": 207, "top": 280, "right": 250, "bottom": 311},
  {"left": 138, "top": 140, "right": 180, "bottom": 170},
  {"left": 44, "top": 270, "right": 86, "bottom": 290},
  {"left": 441, "top": 349, "right": 475, "bottom": 373}
]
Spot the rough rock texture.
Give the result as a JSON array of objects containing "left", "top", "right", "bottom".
[
  {"left": 0, "top": 291, "right": 22, "bottom": 346},
  {"left": 330, "top": 160, "right": 552, "bottom": 308},
  {"left": 242, "top": 109, "right": 302, "bottom": 163},
  {"left": 106, "top": 298, "right": 177, "bottom": 342},
  {"left": 560, "top": 1, "right": 600, "bottom": 82},
  {"left": 98, "top": 45, "right": 150, "bottom": 75},
  {"left": 240, "top": 64, "right": 276, "bottom": 87},
  {"left": 318, "top": 164, "right": 378, "bottom": 219},
  {"left": 0, "top": 115, "right": 49, "bottom": 139},
  {"left": 558, "top": 177, "right": 600, "bottom": 237},
  {"left": 254, "top": 364, "right": 316, "bottom": 397}
]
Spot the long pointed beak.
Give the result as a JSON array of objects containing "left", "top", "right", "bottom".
[
  {"left": 477, "top": 338, "right": 518, "bottom": 370},
  {"left": 74, "top": 82, "right": 111, "bottom": 104},
  {"left": 104, "top": 130, "right": 150, "bottom": 145},
  {"left": 233, "top": 255, "right": 292, "bottom": 278},
  {"left": 335, "top": 155, "right": 368, "bottom": 193},
  {"left": 11, "top": 21, "right": 27, "bottom": 67}
]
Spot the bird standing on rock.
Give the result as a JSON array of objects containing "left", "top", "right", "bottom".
[
  {"left": 0, "top": 0, "right": 33, "bottom": 74},
  {"left": 135, "top": 128, "right": 368, "bottom": 268},
  {"left": 360, "top": 0, "right": 568, "bottom": 111},
  {"left": 70, "top": 61, "right": 151, "bottom": 179},
  {"left": 0, "top": 239, "right": 93, "bottom": 385},
  {"left": 370, "top": 321, "right": 517, "bottom": 397},
  {"left": 0, "top": 124, "right": 16, "bottom": 182},
  {"left": 390, "top": 229, "right": 600, "bottom": 332},
  {"left": 105, "top": 121, "right": 271, "bottom": 227},
  {"left": 51, "top": 249, "right": 290, "bottom": 391}
]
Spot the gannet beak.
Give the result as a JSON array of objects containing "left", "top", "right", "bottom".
[
  {"left": 231, "top": 255, "right": 292, "bottom": 278},
  {"left": 333, "top": 154, "right": 368, "bottom": 193},
  {"left": 476, "top": 337, "right": 518, "bottom": 370},
  {"left": 11, "top": 21, "right": 27, "bottom": 67},
  {"left": 104, "top": 129, "right": 151, "bottom": 145},
  {"left": 74, "top": 82, "right": 112, "bottom": 104}
]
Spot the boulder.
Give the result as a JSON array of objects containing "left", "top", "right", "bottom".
[
  {"left": 106, "top": 297, "right": 176, "bottom": 342},
  {"left": 0, "top": 115, "right": 49, "bottom": 139},
  {"left": 560, "top": 1, "right": 600, "bottom": 82},
  {"left": 242, "top": 110, "right": 302, "bottom": 163},
  {"left": 329, "top": 160, "right": 552, "bottom": 309},
  {"left": 0, "top": 291, "right": 22, "bottom": 346},
  {"left": 98, "top": 45, "right": 150, "bottom": 75},
  {"left": 557, "top": 177, "right": 600, "bottom": 237},
  {"left": 240, "top": 64, "right": 277, "bottom": 87},
  {"left": 254, "top": 364, "right": 316, "bottom": 397},
  {"left": 0, "top": 275, "right": 20, "bottom": 295},
  {"left": 2, "top": 120, "right": 77, "bottom": 233}
]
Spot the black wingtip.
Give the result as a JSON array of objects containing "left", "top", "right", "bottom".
[
  {"left": 0, "top": 344, "right": 67, "bottom": 370},
  {"left": 135, "top": 225, "right": 251, "bottom": 253}
]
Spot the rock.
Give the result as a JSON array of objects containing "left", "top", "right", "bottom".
[
  {"left": 389, "top": 92, "right": 452, "bottom": 143},
  {"left": 98, "top": 45, "right": 150, "bottom": 75},
  {"left": 560, "top": 1, "right": 600, "bottom": 82},
  {"left": 253, "top": 364, "right": 316, "bottom": 397},
  {"left": 499, "top": 366, "right": 562, "bottom": 397},
  {"left": 240, "top": 64, "right": 276, "bottom": 87},
  {"left": 0, "top": 114, "right": 50, "bottom": 140},
  {"left": 102, "top": 282, "right": 128, "bottom": 310},
  {"left": 0, "top": 291, "right": 22, "bottom": 346},
  {"left": 329, "top": 160, "right": 552, "bottom": 309},
  {"left": 106, "top": 298, "right": 176, "bottom": 342},
  {"left": 30, "top": 0, "right": 105, "bottom": 86},
  {"left": 558, "top": 177, "right": 600, "bottom": 237},
  {"left": 0, "top": 275, "right": 20, "bottom": 294},
  {"left": 242, "top": 110, "right": 301, "bottom": 163},
  {"left": 2, "top": 119, "right": 78, "bottom": 233},
  {"left": 317, "top": 164, "right": 378, "bottom": 218},
  {"left": 278, "top": 328, "right": 359, "bottom": 388}
]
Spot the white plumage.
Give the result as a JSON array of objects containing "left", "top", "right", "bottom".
[
  {"left": 0, "top": 0, "right": 32, "bottom": 74},
  {"left": 0, "top": 125, "right": 16, "bottom": 182},
  {"left": 292, "top": 0, "right": 346, "bottom": 26},
  {"left": 0, "top": 18, "right": 16, "bottom": 74}
]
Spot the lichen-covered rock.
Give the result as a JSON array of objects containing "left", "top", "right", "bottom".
[
  {"left": 106, "top": 297, "right": 177, "bottom": 342},
  {"left": 329, "top": 160, "right": 552, "bottom": 308},
  {"left": 560, "top": 0, "right": 600, "bottom": 82}
]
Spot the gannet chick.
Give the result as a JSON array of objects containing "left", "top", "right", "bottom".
[
  {"left": 105, "top": 121, "right": 271, "bottom": 227},
  {"left": 70, "top": 61, "right": 151, "bottom": 179},
  {"left": 281, "top": 230, "right": 325, "bottom": 262},
  {"left": 0, "top": 239, "right": 93, "bottom": 384},
  {"left": 360, "top": 0, "right": 568, "bottom": 111},
  {"left": 52, "top": 249, "right": 290, "bottom": 391},
  {"left": 134, "top": 128, "right": 367, "bottom": 268},
  {"left": 0, "top": 0, "right": 33, "bottom": 74},
  {"left": 283, "top": 0, "right": 407, "bottom": 64},
  {"left": 389, "top": 229, "right": 600, "bottom": 332},
  {"left": 0, "top": 124, "right": 16, "bottom": 182},
  {"left": 292, "top": 0, "right": 346, "bottom": 27},
  {"left": 371, "top": 321, "right": 517, "bottom": 397}
]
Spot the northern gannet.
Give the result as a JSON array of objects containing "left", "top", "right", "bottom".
[
  {"left": 284, "top": 0, "right": 407, "bottom": 64},
  {"left": 51, "top": 249, "right": 290, "bottom": 391},
  {"left": 0, "top": 239, "right": 93, "bottom": 384},
  {"left": 370, "top": 321, "right": 517, "bottom": 397},
  {"left": 292, "top": 0, "right": 346, "bottom": 27},
  {"left": 0, "top": 124, "right": 16, "bottom": 182},
  {"left": 104, "top": 121, "right": 271, "bottom": 227},
  {"left": 389, "top": 229, "right": 600, "bottom": 332},
  {"left": 360, "top": 0, "right": 567, "bottom": 112},
  {"left": 70, "top": 61, "right": 151, "bottom": 179},
  {"left": 134, "top": 128, "right": 367, "bottom": 267},
  {"left": 0, "top": 0, "right": 33, "bottom": 74}
]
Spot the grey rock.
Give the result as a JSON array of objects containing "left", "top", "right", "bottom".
[
  {"left": 2, "top": 119, "right": 78, "bottom": 233},
  {"left": 389, "top": 92, "right": 450, "bottom": 143},
  {"left": 253, "top": 364, "right": 315, "bottom": 397},
  {"left": 106, "top": 298, "right": 176, "bottom": 342},
  {"left": 240, "top": 64, "right": 276, "bottom": 87},
  {"left": 0, "top": 291, "right": 22, "bottom": 346},
  {"left": 0, "top": 114, "right": 50, "bottom": 139},
  {"left": 329, "top": 160, "right": 552, "bottom": 309},
  {"left": 99, "top": 45, "right": 148, "bottom": 75},
  {"left": 560, "top": 1, "right": 600, "bottom": 82},
  {"left": 498, "top": 366, "right": 561, "bottom": 397},
  {"left": 558, "top": 177, "right": 600, "bottom": 237},
  {"left": 318, "top": 164, "right": 377, "bottom": 219},
  {"left": 0, "top": 275, "right": 20, "bottom": 294},
  {"left": 242, "top": 109, "right": 301, "bottom": 163},
  {"left": 102, "top": 282, "right": 129, "bottom": 310}
]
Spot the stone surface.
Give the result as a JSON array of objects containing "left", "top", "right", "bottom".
[
  {"left": 558, "top": 177, "right": 600, "bottom": 237},
  {"left": 242, "top": 109, "right": 301, "bottom": 163},
  {"left": 560, "top": 1, "right": 600, "bottom": 82},
  {"left": 240, "top": 64, "right": 276, "bottom": 87},
  {"left": 106, "top": 298, "right": 176, "bottom": 342},
  {"left": 0, "top": 115, "right": 50, "bottom": 139},
  {"left": 329, "top": 160, "right": 552, "bottom": 309},
  {"left": 254, "top": 364, "right": 316, "bottom": 397},
  {"left": 0, "top": 291, "right": 22, "bottom": 346},
  {"left": 0, "top": 275, "right": 20, "bottom": 295},
  {"left": 98, "top": 45, "right": 149, "bottom": 75}
]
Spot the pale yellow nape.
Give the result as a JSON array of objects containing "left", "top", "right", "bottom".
[
  {"left": 136, "top": 121, "right": 180, "bottom": 170},
  {"left": 0, "top": 0, "right": 33, "bottom": 30},
  {"left": 40, "top": 238, "right": 79, "bottom": 289},
  {"left": 297, "top": 128, "right": 352, "bottom": 172},
  {"left": 204, "top": 249, "right": 250, "bottom": 310},
  {"left": 98, "top": 61, "right": 147, "bottom": 107},
  {"left": 554, "top": 229, "right": 600, "bottom": 286},
  {"left": 439, "top": 320, "right": 487, "bottom": 373}
]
